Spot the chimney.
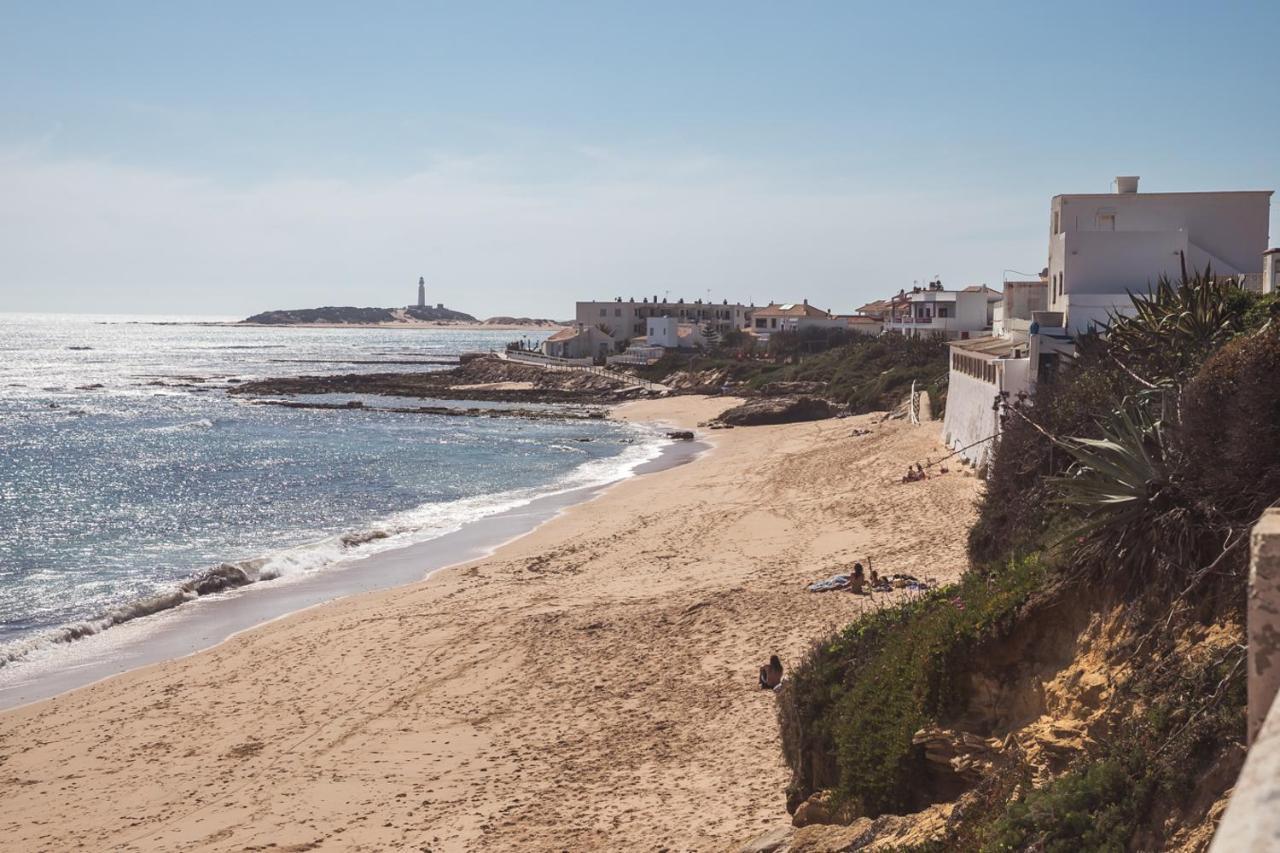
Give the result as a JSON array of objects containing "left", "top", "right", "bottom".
[
  {"left": 1115, "top": 175, "right": 1140, "bottom": 194},
  {"left": 803, "top": 298, "right": 808, "bottom": 305}
]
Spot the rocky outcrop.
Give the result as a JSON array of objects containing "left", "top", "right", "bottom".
[
  {"left": 715, "top": 396, "right": 834, "bottom": 427},
  {"left": 482, "top": 316, "right": 565, "bottom": 327},
  {"left": 229, "top": 355, "right": 642, "bottom": 405},
  {"left": 242, "top": 305, "right": 477, "bottom": 324}
]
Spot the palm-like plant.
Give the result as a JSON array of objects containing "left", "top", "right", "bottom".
[
  {"left": 1049, "top": 392, "right": 1192, "bottom": 581},
  {"left": 1103, "top": 259, "right": 1245, "bottom": 387}
]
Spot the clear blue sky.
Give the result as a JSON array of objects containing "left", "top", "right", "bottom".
[{"left": 2, "top": 1, "right": 1277, "bottom": 317}]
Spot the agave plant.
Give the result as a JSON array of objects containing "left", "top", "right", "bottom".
[
  {"left": 1049, "top": 392, "right": 1192, "bottom": 580},
  {"left": 1102, "top": 259, "right": 1246, "bottom": 387}
]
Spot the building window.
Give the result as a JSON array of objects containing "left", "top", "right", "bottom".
[
  {"left": 600, "top": 308, "right": 607, "bottom": 317},
  {"left": 1097, "top": 212, "right": 1115, "bottom": 231},
  {"left": 614, "top": 308, "right": 621, "bottom": 317},
  {"left": 1052, "top": 210, "right": 1060, "bottom": 234}
]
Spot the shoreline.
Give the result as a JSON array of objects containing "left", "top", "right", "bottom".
[
  {"left": 163, "top": 320, "right": 566, "bottom": 331},
  {"left": 0, "top": 396, "right": 981, "bottom": 851},
  {"left": 0, "top": 421, "right": 702, "bottom": 712}
]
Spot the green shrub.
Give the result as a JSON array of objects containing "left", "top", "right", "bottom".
[
  {"left": 983, "top": 761, "right": 1137, "bottom": 853},
  {"left": 779, "top": 557, "right": 1045, "bottom": 816}
]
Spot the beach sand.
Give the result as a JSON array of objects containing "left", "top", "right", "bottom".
[{"left": 0, "top": 396, "right": 980, "bottom": 852}]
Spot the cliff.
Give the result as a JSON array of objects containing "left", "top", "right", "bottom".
[{"left": 760, "top": 280, "right": 1280, "bottom": 852}]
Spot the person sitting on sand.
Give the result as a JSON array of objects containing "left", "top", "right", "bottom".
[
  {"left": 759, "top": 655, "right": 783, "bottom": 689},
  {"left": 846, "top": 562, "right": 867, "bottom": 594}
]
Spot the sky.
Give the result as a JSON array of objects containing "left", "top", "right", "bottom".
[{"left": 2, "top": 1, "right": 1278, "bottom": 319}]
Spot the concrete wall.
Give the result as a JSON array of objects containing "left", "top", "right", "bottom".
[
  {"left": 942, "top": 368, "right": 1001, "bottom": 468},
  {"left": 1265, "top": 252, "right": 1279, "bottom": 295},
  {"left": 1208, "top": 509, "right": 1280, "bottom": 852},
  {"left": 1052, "top": 230, "right": 1188, "bottom": 306},
  {"left": 1003, "top": 282, "right": 1048, "bottom": 321},
  {"left": 955, "top": 292, "right": 990, "bottom": 330}
]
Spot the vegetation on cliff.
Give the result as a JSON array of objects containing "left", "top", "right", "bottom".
[
  {"left": 638, "top": 330, "right": 950, "bottom": 415},
  {"left": 778, "top": 272, "right": 1280, "bottom": 850}
]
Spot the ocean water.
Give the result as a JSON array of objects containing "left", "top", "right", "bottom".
[{"left": 0, "top": 314, "right": 662, "bottom": 670}]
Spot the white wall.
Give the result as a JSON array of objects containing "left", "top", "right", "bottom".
[
  {"left": 1050, "top": 191, "right": 1271, "bottom": 274},
  {"left": 954, "top": 292, "right": 990, "bottom": 330},
  {"left": 646, "top": 316, "right": 678, "bottom": 347},
  {"left": 1003, "top": 283, "right": 1047, "bottom": 321},
  {"left": 943, "top": 368, "right": 1002, "bottom": 468}
]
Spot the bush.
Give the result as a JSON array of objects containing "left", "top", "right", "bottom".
[
  {"left": 1181, "top": 327, "right": 1280, "bottom": 525},
  {"left": 779, "top": 557, "right": 1045, "bottom": 817},
  {"left": 983, "top": 761, "right": 1137, "bottom": 852}
]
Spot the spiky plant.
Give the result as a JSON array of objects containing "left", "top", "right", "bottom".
[
  {"left": 1103, "top": 259, "right": 1247, "bottom": 388},
  {"left": 1050, "top": 392, "right": 1194, "bottom": 582}
]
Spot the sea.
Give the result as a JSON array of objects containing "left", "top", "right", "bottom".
[{"left": 0, "top": 314, "right": 670, "bottom": 705}]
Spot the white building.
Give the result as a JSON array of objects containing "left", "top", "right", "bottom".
[
  {"left": 646, "top": 316, "right": 679, "bottom": 348},
  {"left": 882, "top": 282, "right": 1002, "bottom": 339},
  {"left": 541, "top": 324, "right": 614, "bottom": 361},
  {"left": 942, "top": 335, "right": 1031, "bottom": 469},
  {"left": 993, "top": 279, "right": 1048, "bottom": 335},
  {"left": 1046, "top": 177, "right": 1272, "bottom": 334},
  {"left": 575, "top": 297, "right": 756, "bottom": 349},
  {"left": 1265, "top": 248, "right": 1280, "bottom": 295},
  {"left": 747, "top": 301, "right": 845, "bottom": 341},
  {"left": 942, "top": 176, "right": 1274, "bottom": 473}
]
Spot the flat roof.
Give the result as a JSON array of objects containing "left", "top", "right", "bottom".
[
  {"left": 949, "top": 336, "right": 1024, "bottom": 358},
  {"left": 1054, "top": 190, "right": 1273, "bottom": 201}
]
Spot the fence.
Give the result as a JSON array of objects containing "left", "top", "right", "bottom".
[{"left": 499, "top": 349, "right": 665, "bottom": 392}]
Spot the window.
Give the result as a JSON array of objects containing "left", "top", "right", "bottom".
[
  {"left": 1052, "top": 210, "right": 1060, "bottom": 234},
  {"left": 614, "top": 308, "right": 621, "bottom": 317},
  {"left": 937, "top": 306, "right": 949, "bottom": 318},
  {"left": 600, "top": 308, "right": 607, "bottom": 317},
  {"left": 1097, "top": 213, "right": 1115, "bottom": 230}
]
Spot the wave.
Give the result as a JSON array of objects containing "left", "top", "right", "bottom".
[
  {"left": 143, "top": 418, "right": 216, "bottom": 433},
  {"left": 0, "top": 425, "right": 667, "bottom": 669}
]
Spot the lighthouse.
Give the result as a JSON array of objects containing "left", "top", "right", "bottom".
[{"left": 416, "top": 276, "right": 426, "bottom": 308}]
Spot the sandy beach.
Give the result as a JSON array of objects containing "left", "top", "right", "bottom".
[{"left": 0, "top": 396, "right": 979, "bottom": 852}]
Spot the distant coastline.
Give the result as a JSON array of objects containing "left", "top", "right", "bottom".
[{"left": 236, "top": 305, "right": 566, "bottom": 331}]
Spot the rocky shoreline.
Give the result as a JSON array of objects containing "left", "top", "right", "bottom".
[
  {"left": 227, "top": 354, "right": 655, "bottom": 408},
  {"left": 244, "top": 397, "right": 609, "bottom": 421}
]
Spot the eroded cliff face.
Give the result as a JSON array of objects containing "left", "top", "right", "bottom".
[{"left": 758, "top": 593, "right": 1244, "bottom": 852}]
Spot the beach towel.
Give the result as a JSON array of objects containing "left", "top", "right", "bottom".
[{"left": 807, "top": 574, "right": 850, "bottom": 592}]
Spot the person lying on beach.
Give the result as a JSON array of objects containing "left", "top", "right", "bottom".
[{"left": 759, "top": 655, "right": 783, "bottom": 690}]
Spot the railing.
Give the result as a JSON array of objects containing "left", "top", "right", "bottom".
[
  {"left": 1209, "top": 508, "right": 1280, "bottom": 850},
  {"left": 499, "top": 349, "right": 666, "bottom": 392},
  {"left": 503, "top": 349, "right": 593, "bottom": 367}
]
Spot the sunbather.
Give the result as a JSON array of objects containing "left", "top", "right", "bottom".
[
  {"left": 846, "top": 562, "right": 867, "bottom": 594},
  {"left": 759, "top": 655, "right": 783, "bottom": 689}
]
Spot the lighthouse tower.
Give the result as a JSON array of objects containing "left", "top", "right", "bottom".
[{"left": 416, "top": 276, "right": 426, "bottom": 308}]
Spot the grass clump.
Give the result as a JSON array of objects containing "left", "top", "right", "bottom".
[{"left": 779, "top": 556, "right": 1045, "bottom": 817}]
